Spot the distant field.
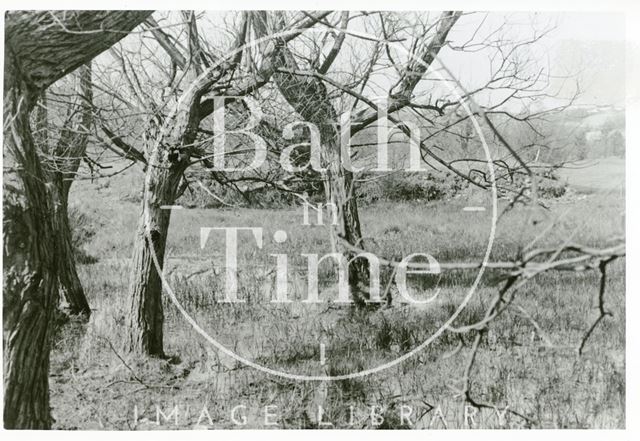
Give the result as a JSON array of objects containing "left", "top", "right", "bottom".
[
  {"left": 51, "top": 179, "right": 625, "bottom": 429},
  {"left": 557, "top": 157, "right": 625, "bottom": 193}
]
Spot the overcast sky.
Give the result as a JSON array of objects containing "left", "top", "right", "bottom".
[
  {"left": 436, "top": 12, "right": 625, "bottom": 108},
  {"left": 547, "top": 12, "right": 625, "bottom": 106}
]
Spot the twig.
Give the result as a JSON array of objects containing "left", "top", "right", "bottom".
[
  {"left": 578, "top": 259, "right": 614, "bottom": 355},
  {"left": 104, "top": 338, "right": 149, "bottom": 388}
]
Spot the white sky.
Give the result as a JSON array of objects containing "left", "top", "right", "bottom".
[
  {"left": 550, "top": 11, "right": 624, "bottom": 41},
  {"left": 432, "top": 12, "right": 625, "bottom": 107},
  {"left": 99, "top": 11, "right": 627, "bottom": 111}
]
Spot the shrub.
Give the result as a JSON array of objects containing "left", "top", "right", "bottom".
[
  {"left": 178, "top": 170, "right": 466, "bottom": 208},
  {"left": 358, "top": 171, "right": 466, "bottom": 204},
  {"left": 536, "top": 178, "right": 568, "bottom": 199}
]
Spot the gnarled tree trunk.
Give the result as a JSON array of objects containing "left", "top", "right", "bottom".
[
  {"left": 36, "top": 64, "right": 94, "bottom": 317},
  {"left": 3, "top": 11, "right": 152, "bottom": 429},
  {"left": 3, "top": 76, "right": 59, "bottom": 430},
  {"left": 51, "top": 65, "right": 93, "bottom": 317},
  {"left": 125, "top": 160, "right": 185, "bottom": 357},
  {"left": 124, "top": 12, "right": 258, "bottom": 356},
  {"left": 53, "top": 186, "right": 91, "bottom": 317},
  {"left": 125, "top": 71, "right": 211, "bottom": 356}
]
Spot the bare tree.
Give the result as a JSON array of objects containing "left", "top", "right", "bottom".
[
  {"left": 121, "top": 10, "right": 339, "bottom": 357},
  {"left": 3, "top": 11, "right": 152, "bottom": 428},
  {"left": 248, "top": 11, "right": 460, "bottom": 304},
  {"left": 112, "top": 11, "right": 254, "bottom": 357},
  {"left": 123, "top": 13, "right": 217, "bottom": 357}
]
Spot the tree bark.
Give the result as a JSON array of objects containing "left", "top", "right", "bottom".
[
  {"left": 3, "top": 76, "right": 59, "bottom": 430},
  {"left": 125, "top": 161, "right": 184, "bottom": 357},
  {"left": 54, "top": 190, "right": 91, "bottom": 316},
  {"left": 37, "top": 65, "right": 94, "bottom": 317},
  {"left": 3, "top": 11, "right": 152, "bottom": 429}
]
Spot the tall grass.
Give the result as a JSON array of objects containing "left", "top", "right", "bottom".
[{"left": 49, "top": 187, "right": 625, "bottom": 429}]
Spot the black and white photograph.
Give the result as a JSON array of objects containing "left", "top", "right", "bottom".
[{"left": 1, "top": 1, "right": 637, "bottom": 434}]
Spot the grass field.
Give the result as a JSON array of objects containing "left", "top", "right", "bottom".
[
  {"left": 556, "top": 157, "right": 625, "bottom": 193},
  {"left": 48, "top": 161, "right": 626, "bottom": 429}
]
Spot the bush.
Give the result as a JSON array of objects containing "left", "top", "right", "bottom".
[
  {"left": 508, "top": 168, "right": 568, "bottom": 200},
  {"left": 536, "top": 179, "right": 568, "bottom": 199},
  {"left": 357, "top": 171, "right": 466, "bottom": 204},
  {"left": 178, "top": 170, "right": 466, "bottom": 209}
]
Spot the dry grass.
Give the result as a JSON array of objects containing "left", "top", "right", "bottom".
[{"left": 49, "top": 176, "right": 625, "bottom": 429}]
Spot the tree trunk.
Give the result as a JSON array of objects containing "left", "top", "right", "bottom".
[
  {"left": 52, "top": 65, "right": 93, "bottom": 317},
  {"left": 125, "top": 163, "right": 184, "bottom": 357},
  {"left": 54, "top": 186, "right": 92, "bottom": 317},
  {"left": 124, "top": 67, "right": 208, "bottom": 356},
  {"left": 281, "top": 95, "right": 370, "bottom": 304},
  {"left": 3, "top": 79, "right": 59, "bottom": 430},
  {"left": 3, "top": 11, "right": 152, "bottom": 429},
  {"left": 323, "top": 146, "right": 369, "bottom": 304},
  {"left": 36, "top": 65, "right": 94, "bottom": 317}
]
